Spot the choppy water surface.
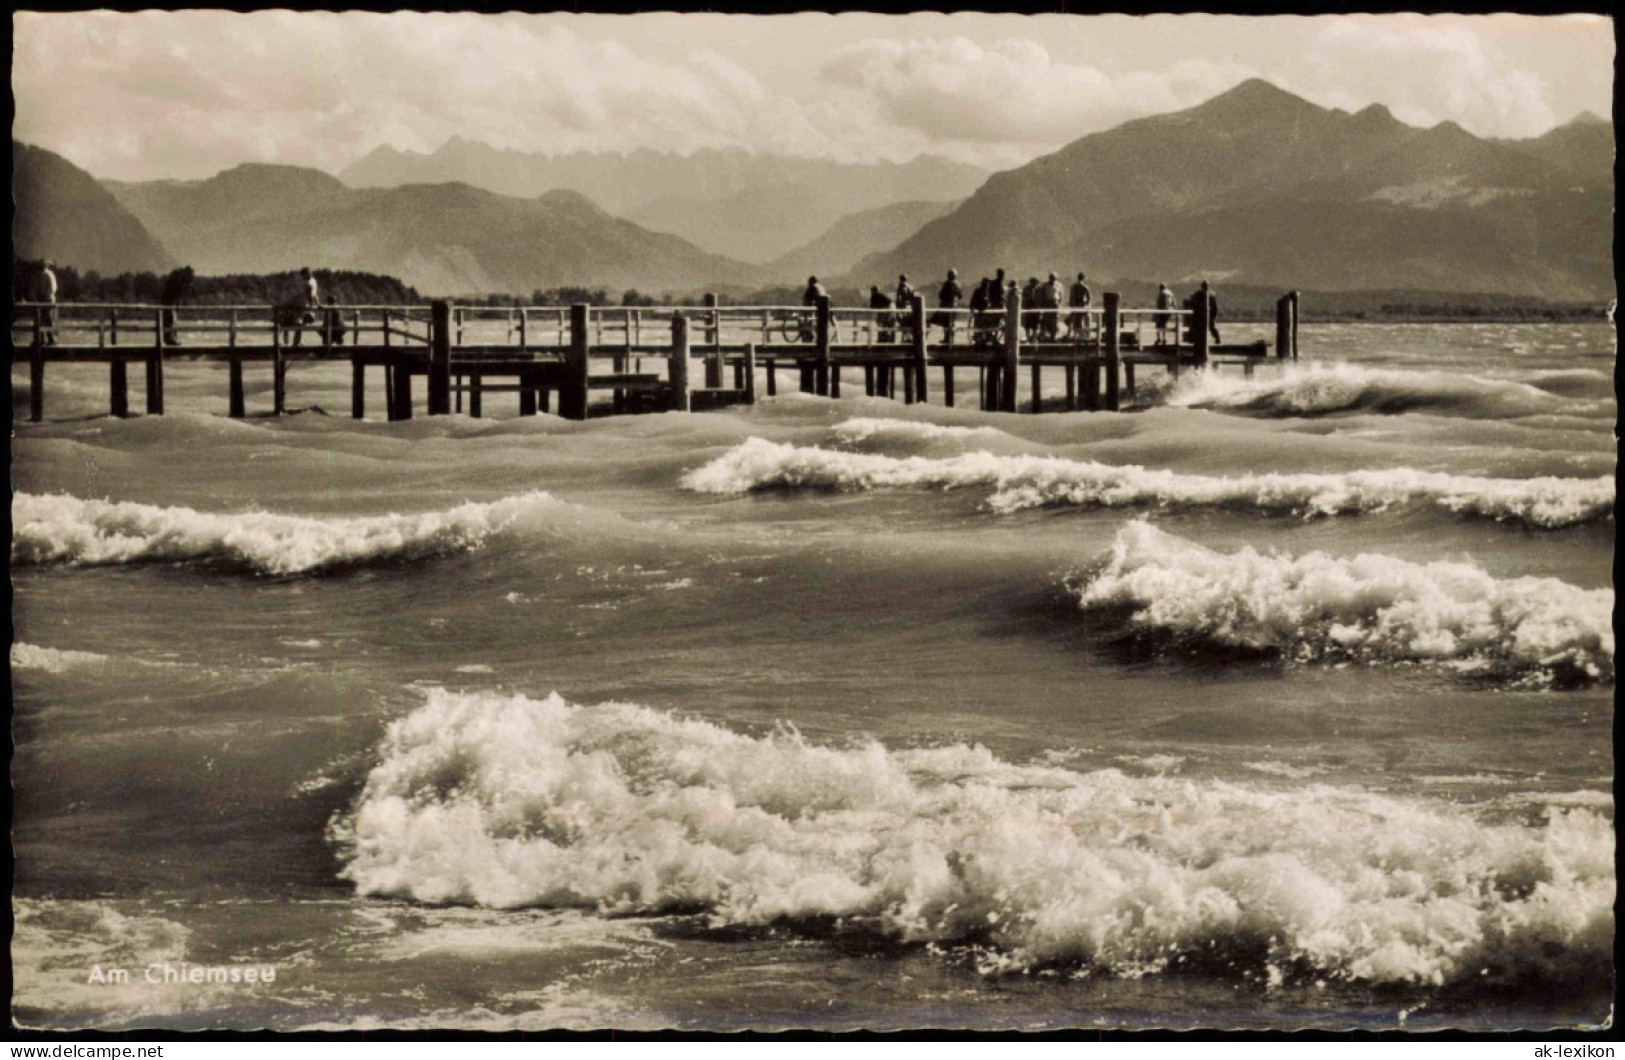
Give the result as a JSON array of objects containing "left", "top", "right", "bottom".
[{"left": 10, "top": 322, "right": 1615, "bottom": 1031}]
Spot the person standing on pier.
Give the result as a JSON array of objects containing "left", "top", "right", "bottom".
[
  {"left": 989, "top": 269, "right": 1007, "bottom": 310},
  {"left": 895, "top": 274, "right": 915, "bottom": 342},
  {"left": 1021, "top": 277, "right": 1039, "bottom": 341},
  {"left": 289, "top": 267, "right": 320, "bottom": 347},
  {"left": 160, "top": 266, "right": 193, "bottom": 346},
  {"left": 801, "top": 276, "right": 825, "bottom": 344},
  {"left": 322, "top": 295, "right": 348, "bottom": 346},
  {"left": 1154, "top": 283, "right": 1174, "bottom": 345},
  {"left": 870, "top": 284, "right": 895, "bottom": 343},
  {"left": 1068, "top": 272, "right": 1092, "bottom": 340},
  {"left": 1201, "top": 280, "right": 1221, "bottom": 344},
  {"left": 935, "top": 269, "right": 963, "bottom": 344},
  {"left": 1042, "top": 272, "right": 1065, "bottom": 341},
  {"left": 970, "top": 278, "right": 992, "bottom": 347},
  {"left": 38, "top": 259, "right": 59, "bottom": 346}
]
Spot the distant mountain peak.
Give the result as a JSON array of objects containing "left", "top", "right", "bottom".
[
  {"left": 1196, "top": 78, "right": 1323, "bottom": 119},
  {"left": 1565, "top": 110, "right": 1609, "bottom": 128},
  {"left": 537, "top": 187, "right": 605, "bottom": 213},
  {"left": 1352, "top": 102, "right": 1398, "bottom": 124}
]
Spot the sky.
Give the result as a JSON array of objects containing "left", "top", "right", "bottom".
[{"left": 11, "top": 11, "right": 1615, "bottom": 182}]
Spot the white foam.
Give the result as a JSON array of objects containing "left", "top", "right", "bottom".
[
  {"left": 11, "top": 491, "right": 570, "bottom": 576},
  {"left": 10, "top": 643, "right": 111, "bottom": 673},
  {"left": 832, "top": 417, "right": 1006, "bottom": 444},
  {"left": 1163, "top": 362, "right": 1567, "bottom": 418},
  {"left": 335, "top": 688, "right": 1615, "bottom": 988},
  {"left": 1075, "top": 521, "right": 1613, "bottom": 684},
  {"left": 680, "top": 439, "right": 1611, "bottom": 529}
]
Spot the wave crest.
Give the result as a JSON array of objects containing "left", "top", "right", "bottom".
[
  {"left": 1164, "top": 362, "right": 1569, "bottom": 419},
  {"left": 11, "top": 491, "right": 568, "bottom": 576},
  {"left": 1076, "top": 522, "right": 1613, "bottom": 684},
  {"left": 335, "top": 688, "right": 1614, "bottom": 988},
  {"left": 681, "top": 439, "right": 1611, "bottom": 529}
]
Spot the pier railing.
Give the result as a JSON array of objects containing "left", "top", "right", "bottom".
[{"left": 14, "top": 290, "right": 1298, "bottom": 422}]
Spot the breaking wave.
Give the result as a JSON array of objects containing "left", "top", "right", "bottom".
[
  {"left": 11, "top": 491, "right": 572, "bottom": 576},
  {"left": 1164, "top": 363, "right": 1572, "bottom": 419},
  {"left": 1075, "top": 521, "right": 1613, "bottom": 685},
  {"left": 680, "top": 439, "right": 1611, "bottom": 529},
  {"left": 10, "top": 643, "right": 112, "bottom": 673},
  {"left": 335, "top": 688, "right": 1614, "bottom": 988},
  {"left": 832, "top": 418, "right": 1006, "bottom": 444}
]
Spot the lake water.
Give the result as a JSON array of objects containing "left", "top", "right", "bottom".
[{"left": 10, "top": 321, "right": 1615, "bottom": 1031}]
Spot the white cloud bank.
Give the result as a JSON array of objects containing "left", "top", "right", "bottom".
[{"left": 10, "top": 11, "right": 1612, "bottom": 181}]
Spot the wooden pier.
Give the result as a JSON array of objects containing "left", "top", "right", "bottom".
[{"left": 11, "top": 291, "right": 1299, "bottom": 423}]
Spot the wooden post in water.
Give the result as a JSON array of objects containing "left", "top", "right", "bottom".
[
  {"left": 1124, "top": 363, "right": 1136, "bottom": 401},
  {"left": 1193, "top": 289, "right": 1211, "bottom": 368},
  {"left": 669, "top": 312, "right": 691, "bottom": 413},
  {"left": 390, "top": 355, "right": 412, "bottom": 420},
  {"left": 703, "top": 294, "right": 721, "bottom": 389},
  {"left": 111, "top": 359, "right": 129, "bottom": 418},
  {"left": 742, "top": 342, "right": 757, "bottom": 405},
  {"left": 1001, "top": 291, "right": 1021, "bottom": 413},
  {"left": 910, "top": 296, "right": 928, "bottom": 405},
  {"left": 558, "top": 303, "right": 591, "bottom": 420},
  {"left": 943, "top": 366, "right": 955, "bottom": 408},
  {"left": 29, "top": 308, "right": 44, "bottom": 423},
  {"left": 146, "top": 310, "right": 165, "bottom": 414},
  {"left": 469, "top": 372, "right": 483, "bottom": 418},
  {"left": 519, "top": 369, "right": 538, "bottom": 417},
  {"left": 428, "top": 300, "right": 452, "bottom": 415},
  {"left": 273, "top": 309, "right": 287, "bottom": 415},
  {"left": 1276, "top": 294, "right": 1292, "bottom": 361},
  {"left": 1103, "top": 292, "right": 1121, "bottom": 412},
  {"left": 1065, "top": 364, "right": 1076, "bottom": 412},
  {"left": 1289, "top": 290, "right": 1300, "bottom": 360},
  {"left": 349, "top": 360, "right": 363, "bottom": 420},
  {"left": 766, "top": 357, "right": 778, "bottom": 397},
  {"left": 814, "top": 296, "right": 832, "bottom": 397}
]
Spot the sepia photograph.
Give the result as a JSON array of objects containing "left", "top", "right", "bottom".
[{"left": 9, "top": 8, "right": 1615, "bottom": 1036}]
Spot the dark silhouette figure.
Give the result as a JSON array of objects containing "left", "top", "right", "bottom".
[{"left": 160, "top": 266, "right": 194, "bottom": 345}]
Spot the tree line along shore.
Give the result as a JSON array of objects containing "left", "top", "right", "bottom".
[{"left": 12, "top": 257, "right": 1607, "bottom": 323}]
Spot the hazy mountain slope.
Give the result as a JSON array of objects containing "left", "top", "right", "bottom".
[
  {"left": 13, "top": 142, "right": 175, "bottom": 275},
  {"left": 848, "top": 80, "right": 1611, "bottom": 300},
  {"left": 342, "top": 142, "right": 988, "bottom": 263},
  {"left": 763, "top": 199, "right": 961, "bottom": 284},
  {"left": 107, "top": 166, "right": 757, "bottom": 296},
  {"left": 1497, "top": 112, "right": 1613, "bottom": 188}
]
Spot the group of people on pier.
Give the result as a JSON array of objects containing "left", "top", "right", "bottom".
[{"left": 805, "top": 270, "right": 1221, "bottom": 348}]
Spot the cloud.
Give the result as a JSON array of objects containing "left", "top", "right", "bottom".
[{"left": 818, "top": 36, "right": 1257, "bottom": 155}]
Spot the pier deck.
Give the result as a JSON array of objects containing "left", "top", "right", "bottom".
[{"left": 12, "top": 291, "right": 1299, "bottom": 422}]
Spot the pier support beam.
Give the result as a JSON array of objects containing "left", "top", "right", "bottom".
[
  {"left": 519, "top": 370, "right": 538, "bottom": 417},
  {"left": 1290, "top": 290, "right": 1300, "bottom": 360},
  {"left": 943, "top": 366, "right": 955, "bottom": 407},
  {"left": 1194, "top": 288, "right": 1211, "bottom": 368},
  {"left": 814, "top": 296, "right": 832, "bottom": 397},
  {"left": 273, "top": 321, "right": 287, "bottom": 415},
  {"left": 469, "top": 372, "right": 483, "bottom": 418},
  {"left": 390, "top": 358, "right": 412, "bottom": 420},
  {"left": 146, "top": 311, "right": 165, "bottom": 415},
  {"left": 111, "top": 361, "right": 130, "bottom": 418},
  {"left": 1275, "top": 294, "right": 1292, "bottom": 361},
  {"left": 703, "top": 294, "right": 721, "bottom": 388},
  {"left": 1002, "top": 292, "right": 1021, "bottom": 413},
  {"left": 910, "top": 296, "right": 928, "bottom": 404},
  {"left": 428, "top": 300, "right": 452, "bottom": 415},
  {"left": 561, "top": 303, "right": 591, "bottom": 420},
  {"left": 742, "top": 342, "right": 757, "bottom": 405},
  {"left": 30, "top": 336, "right": 44, "bottom": 423},
  {"left": 1104, "top": 292, "right": 1121, "bottom": 412},
  {"left": 669, "top": 313, "right": 691, "bottom": 412},
  {"left": 348, "top": 360, "right": 362, "bottom": 420}
]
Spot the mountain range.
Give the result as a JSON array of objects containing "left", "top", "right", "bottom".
[
  {"left": 341, "top": 142, "right": 987, "bottom": 263},
  {"left": 15, "top": 79, "right": 1614, "bottom": 302},
  {"left": 13, "top": 141, "right": 175, "bottom": 275},
  {"left": 846, "top": 79, "right": 1613, "bottom": 300}
]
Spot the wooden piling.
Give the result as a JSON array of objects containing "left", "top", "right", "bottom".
[
  {"left": 561, "top": 303, "right": 591, "bottom": 420},
  {"left": 390, "top": 355, "right": 412, "bottom": 420},
  {"left": 469, "top": 372, "right": 483, "bottom": 418},
  {"left": 814, "top": 296, "right": 832, "bottom": 396},
  {"left": 910, "top": 296, "right": 928, "bottom": 404},
  {"left": 1289, "top": 290, "right": 1300, "bottom": 360},
  {"left": 1194, "top": 290, "right": 1211, "bottom": 368},
  {"left": 348, "top": 360, "right": 362, "bottom": 420},
  {"left": 111, "top": 361, "right": 129, "bottom": 418},
  {"left": 1065, "top": 364, "right": 1076, "bottom": 411},
  {"left": 943, "top": 366, "right": 955, "bottom": 407},
  {"left": 703, "top": 294, "right": 721, "bottom": 389},
  {"left": 273, "top": 313, "right": 287, "bottom": 415},
  {"left": 428, "top": 300, "right": 452, "bottom": 415},
  {"left": 742, "top": 342, "right": 757, "bottom": 405},
  {"left": 1084, "top": 363, "right": 1100, "bottom": 412},
  {"left": 1031, "top": 363, "right": 1042, "bottom": 414},
  {"left": 1001, "top": 291, "right": 1021, "bottom": 413},
  {"left": 30, "top": 348, "right": 44, "bottom": 423},
  {"left": 766, "top": 358, "right": 778, "bottom": 397},
  {"left": 864, "top": 365, "right": 876, "bottom": 396},
  {"left": 669, "top": 312, "right": 691, "bottom": 413},
  {"left": 147, "top": 310, "right": 165, "bottom": 414},
  {"left": 1103, "top": 292, "right": 1121, "bottom": 412},
  {"left": 519, "top": 370, "right": 538, "bottom": 417},
  {"left": 1276, "top": 294, "right": 1292, "bottom": 361}
]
